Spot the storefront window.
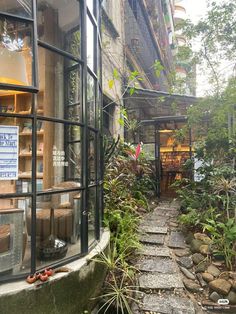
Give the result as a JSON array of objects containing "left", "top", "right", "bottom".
[
  {"left": 87, "top": 15, "right": 95, "bottom": 71},
  {"left": 37, "top": 0, "right": 81, "bottom": 58},
  {"left": 0, "top": 0, "right": 102, "bottom": 282},
  {"left": 0, "top": 1, "right": 32, "bottom": 18},
  {"left": 0, "top": 17, "right": 33, "bottom": 86},
  {"left": 32, "top": 190, "right": 81, "bottom": 267},
  {"left": 0, "top": 196, "right": 31, "bottom": 275},
  {"left": 38, "top": 47, "right": 81, "bottom": 121},
  {"left": 87, "top": 73, "right": 95, "bottom": 126},
  {"left": 88, "top": 186, "right": 96, "bottom": 245}
]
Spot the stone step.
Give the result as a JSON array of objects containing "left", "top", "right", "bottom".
[
  {"left": 137, "top": 257, "right": 177, "bottom": 273},
  {"left": 140, "top": 234, "right": 165, "bottom": 245},
  {"left": 145, "top": 213, "right": 169, "bottom": 222},
  {"left": 139, "top": 226, "right": 168, "bottom": 234},
  {"left": 140, "top": 219, "right": 166, "bottom": 227},
  {"left": 141, "top": 294, "right": 195, "bottom": 314},
  {"left": 168, "top": 231, "right": 186, "bottom": 249},
  {"left": 139, "top": 273, "right": 184, "bottom": 290},
  {"left": 140, "top": 245, "right": 171, "bottom": 257}
]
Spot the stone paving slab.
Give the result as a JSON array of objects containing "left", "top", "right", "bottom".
[
  {"left": 145, "top": 213, "right": 169, "bottom": 221},
  {"left": 138, "top": 257, "right": 177, "bottom": 273},
  {"left": 140, "top": 234, "right": 165, "bottom": 245},
  {"left": 139, "top": 226, "right": 168, "bottom": 234},
  {"left": 140, "top": 246, "right": 171, "bottom": 257},
  {"left": 140, "top": 219, "right": 167, "bottom": 227},
  {"left": 139, "top": 273, "right": 184, "bottom": 289},
  {"left": 142, "top": 294, "right": 195, "bottom": 313},
  {"left": 168, "top": 231, "right": 186, "bottom": 249}
]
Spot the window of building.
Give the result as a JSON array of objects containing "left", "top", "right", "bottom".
[{"left": 0, "top": 0, "right": 102, "bottom": 282}]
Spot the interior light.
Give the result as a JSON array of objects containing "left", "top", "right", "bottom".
[{"left": 0, "top": 47, "right": 28, "bottom": 95}]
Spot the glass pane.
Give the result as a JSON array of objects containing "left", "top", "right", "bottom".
[
  {"left": 88, "top": 131, "right": 96, "bottom": 183},
  {"left": 37, "top": 0, "right": 81, "bottom": 57},
  {"left": 0, "top": 115, "right": 33, "bottom": 193},
  {"left": 0, "top": 197, "right": 31, "bottom": 277},
  {"left": 87, "top": 15, "right": 94, "bottom": 71},
  {"left": 97, "top": 135, "right": 102, "bottom": 180},
  {"left": 97, "top": 88, "right": 102, "bottom": 129},
  {"left": 29, "top": 191, "right": 81, "bottom": 268},
  {"left": 67, "top": 142, "right": 81, "bottom": 181},
  {"left": 87, "top": 74, "right": 95, "bottom": 127},
  {"left": 140, "top": 124, "right": 155, "bottom": 143},
  {"left": 98, "top": 184, "right": 103, "bottom": 233},
  {"left": 0, "top": 0, "right": 32, "bottom": 18},
  {"left": 88, "top": 187, "right": 96, "bottom": 246},
  {"left": 66, "top": 65, "right": 81, "bottom": 122},
  {"left": 0, "top": 17, "right": 33, "bottom": 86},
  {"left": 38, "top": 47, "right": 81, "bottom": 122},
  {"left": 35, "top": 120, "right": 81, "bottom": 192},
  {"left": 97, "top": 41, "right": 101, "bottom": 82},
  {"left": 87, "top": 0, "right": 94, "bottom": 14}
]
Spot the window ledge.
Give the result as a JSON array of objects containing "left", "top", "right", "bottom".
[{"left": 0, "top": 230, "right": 110, "bottom": 297}]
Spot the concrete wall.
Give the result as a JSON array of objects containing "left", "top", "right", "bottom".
[
  {"left": 0, "top": 231, "right": 110, "bottom": 314},
  {"left": 102, "top": 0, "right": 125, "bottom": 138}
]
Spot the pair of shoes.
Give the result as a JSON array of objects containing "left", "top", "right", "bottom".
[{"left": 26, "top": 268, "right": 53, "bottom": 284}]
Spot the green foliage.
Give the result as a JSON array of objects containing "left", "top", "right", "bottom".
[
  {"left": 100, "top": 142, "right": 155, "bottom": 312},
  {"left": 108, "top": 79, "right": 114, "bottom": 89},
  {"left": 203, "top": 218, "right": 236, "bottom": 270},
  {"left": 152, "top": 60, "right": 164, "bottom": 78}
]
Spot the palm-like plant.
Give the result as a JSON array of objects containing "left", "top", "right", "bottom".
[{"left": 212, "top": 177, "right": 236, "bottom": 220}]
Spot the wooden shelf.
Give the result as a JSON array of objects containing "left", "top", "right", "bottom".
[
  {"left": 19, "top": 152, "right": 43, "bottom": 157},
  {"left": 19, "top": 130, "right": 44, "bottom": 136},
  {"left": 18, "top": 172, "right": 43, "bottom": 179}
]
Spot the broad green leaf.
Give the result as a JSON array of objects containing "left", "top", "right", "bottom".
[
  {"left": 129, "top": 87, "right": 135, "bottom": 96},
  {"left": 108, "top": 79, "right": 114, "bottom": 89},
  {"left": 113, "top": 68, "right": 119, "bottom": 79},
  {"left": 118, "top": 118, "right": 125, "bottom": 126}
]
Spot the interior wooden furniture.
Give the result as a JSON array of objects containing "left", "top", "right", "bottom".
[{"left": 26, "top": 182, "right": 81, "bottom": 244}]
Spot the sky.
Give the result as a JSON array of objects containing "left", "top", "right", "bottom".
[
  {"left": 184, "top": 0, "right": 207, "bottom": 23},
  {"left": 183, "top": 0, "right": 208, "bottom": 96}
]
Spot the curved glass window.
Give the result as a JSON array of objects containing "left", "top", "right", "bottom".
[{"left": 0, "top": 0, "right": 102, "bottom": 282}]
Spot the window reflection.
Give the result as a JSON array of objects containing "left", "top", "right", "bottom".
[
  {"left": 88, "top": 131, "right": 96, "bottom": 183},
  {"left": 37, "top": 0, "right": 81, "bottom": 57},
  {"left": 34, "top": 121, "right": 81, "bottom": 192},
  {"left": 38, "top": 47, "right": 81, "bottom": 121},
  {"left": 88, "top": 187, "right": 96, "bottom": 245},
  {"left": 87, "top": 74, "right": 95, "bottom": 126},
  {"left": 86, "top": 16, "right": 94, "bottom": 71},
  {"left": 0, "top": 197, "right": 31, "bottom": 275},
  {"left": 0, "top": 0, "right": 32, "bottom": 18}
]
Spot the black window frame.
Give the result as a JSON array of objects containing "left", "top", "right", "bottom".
[{"left": 0, "top": 0, "right": 103, "bottom": 283}]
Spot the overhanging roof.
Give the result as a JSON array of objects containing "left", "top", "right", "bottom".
[
  {"left": 126, "top": 87, "right": 199, "bottom": 104},
  {"left": 125, "top": 87, "right": 200, "bottom": 119}
]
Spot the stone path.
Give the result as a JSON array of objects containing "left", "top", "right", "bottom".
[{"left": 132, "top": 199, "right": 202, "bottom": 314}]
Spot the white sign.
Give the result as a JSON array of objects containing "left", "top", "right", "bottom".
[
  {"left": 194, "top": 156, "right": 204, "bottom": 182},
  {"left": 0, "top": 125, "right": 19, "bottom": 180}
]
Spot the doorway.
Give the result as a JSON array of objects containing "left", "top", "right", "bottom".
[{"left": 141, "top": 116, "right": 192, "bottom": 197}]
